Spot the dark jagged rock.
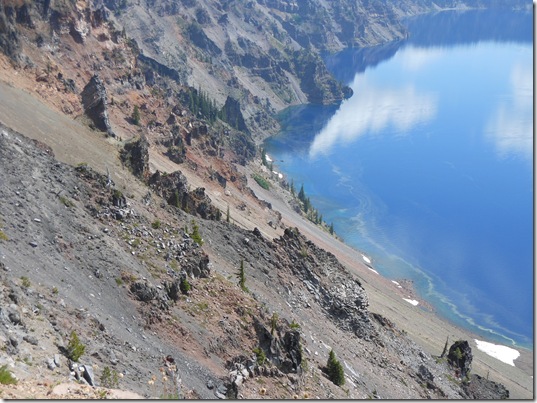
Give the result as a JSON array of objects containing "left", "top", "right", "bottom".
[
  {"left": 281, "top": 330, "right": 302, "bottom": 373},
  {"left": 138, "top": 53, "right": 185, "bottom": 84},
  {"left": 276, "top": 228, "right": 374, "bottom": 340},
  {"left": 186, "top": 22, "right": 221, "bottom": 57},
  {"left": 121, "top": 134, "right": 150, "bottom": 179},
  {"left": 80, "top": 75, "right": 115, "bottom": 137},
  {"left": 111, "top": 189, "right": 126, "bottom": 208},
  {"left": 463, "top": 373, "right": 509, "bottom": 399},
  {"left": 252, "top": 316, "right": 303, "bottom": 375},
  {"left": 148, "top": 170, "right": 221, "bottom": 221},
  {"left": 0, "top": 4, "right": 23, "bottom": 63},
  {"left": 130, "top": 281, "right": 158, "bottom": 302},
  {"left": 221, "top": 96, "right": 248, "bottom": 133},
  {"left": 447, "top": 340, "right": 472, "bottom": 379}
]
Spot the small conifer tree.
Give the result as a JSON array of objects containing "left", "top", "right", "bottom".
[
  {"left": 326, "top": 349, "right": 345, "bottom": 386},
  {"left": 237, "top": 260, "right": 248, "bottom": 292},
  {"left": 132, "top": 105, "right": 141, "bottom": 126},
  {"left": 67, "top": 331, "right": 86, "bottom": 362},
  {"left": 190, "top": 220, "right": 203, "bottom": 246}
]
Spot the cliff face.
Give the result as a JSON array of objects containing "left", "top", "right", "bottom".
[{"left": 0, "top": 0, "right": 530, "bottom": 141}]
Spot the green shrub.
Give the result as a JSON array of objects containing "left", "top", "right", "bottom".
[
  {"left": 180, "top": 278, "right": 191, "bottom": 295},
  {"left": 0, "top": 230, "right": 8, "bottom": 241},
  {"left": 253, "top": 347, "right": 266, "bottom": 366},
  {"left": 20, "top": 276, "right": 31, "bottom": 288},
  {"left": 59, "top": 195, "right": 74, "bottom": 207},
  {"left": 190, "top": 220, "right": 203, "bottom": 246},
  {"left": 270, "top": 312, "right": 278, "bottom": 336},
  {"left": 66, "top": 331, "right": 86, "bottom": 362},
  {"left": 289, "top": 320, "right": 301, "bottom": 330},
  {"left": 237, "top": 260, "right": 248, "bottom": 292},
  {"left": 252, "top": 173, "right": 270, "bottom": 190},
  {"left": 151, "top": 220, "right": 161, "bottom": 229},
  {"left": 0, "top": 365, "right": 17, "bottom": 385},
  {"left": 132, "top": 105, "right": 141, "bottom": 126},
  {"left": 100, "top": 366, "right": 119, "bottom": 388},
  {"left": 326, "top": 349, "right": 345, "bottom": 386}
]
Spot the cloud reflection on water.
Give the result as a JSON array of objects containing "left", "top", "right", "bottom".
[
  {"left": 486, "top": 63, "right": 533, "bottom": 161},
  {"left": 309, "top": 74, "right": 438, "bottom": 158}
]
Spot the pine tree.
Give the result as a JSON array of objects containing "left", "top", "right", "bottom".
[
  {"left": 190, "top": 220, "right": 203, "bottom": 246},
  {"left": 298, "top": 184, "right": 305, "bottom": 203},
  {"left": 226, "top": 204, "right": 230, "bottom": 223},
  {"left": 326, "top": 349, "right": 345, "bottom": 386},
  {"left": 132, "top": 105, "right": 141, "bottom": 126},
  {"left": 329, "top": 222, "right": 334, "bottom": 235},
  {"left": 237, "top": 260, "right": 248, "bottom": 292}
]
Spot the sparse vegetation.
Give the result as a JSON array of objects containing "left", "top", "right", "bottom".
[
  {"left": 253, "top": 347, "right": 267, "bottom": 366},
  {"left": 237, "top": 259, "right": 248, "bottom": 292},
  {"left": 59, "top": 195, "right": 75, "bottom": 208},
  {"left": 132, "top": 105, "right": 141, "bottom": 126},
  {"left": 20, "top": 276, "right": 31, "bottom": 288},
  {"left": 66, "top": 331, "right": 86, "bottom": 362},
  {"left": 0, "top": 365, "right": 17, "bottom": 385},
  {"left": 151, "top": 220, "right": 161, "bottom": 229},
  {"left": 0, "top": 229, "right": 8, "bottom": 241},
  {"left": 189, "top": 220, "right": 203, "bottom": 246},
  {"left": 270, "top": 312, "right": 279, "bottom": 335},
  {"left": 289, "top": 320, "right": 300, "bottom": 330},
  {"left": 100, "top": 366, "right": 119, "bottom": 389},
  {"left": 326, "top": 349, "right": 345, "bottom": 386},
  {"left": 252, "top": 173, "right": 270, "bottom": 190},
  {"left": 180, "top": 278, "right": 191, "bottom": 295}
]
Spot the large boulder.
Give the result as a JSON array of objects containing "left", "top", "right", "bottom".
[
  {"left": 447, "top": 340, "right": 472, "bottom": 379},
  {"left": 81, "top": 75, "right": 115, "bottom": 137},
  {"left": 148, "top": 170, "right": 221, "bottom": 221},
  {"left": 121, "top": 134, "right": 150, "bottom": 179},
  {"left": 130, "top": 281, "right": 158, "bottom": 302}
]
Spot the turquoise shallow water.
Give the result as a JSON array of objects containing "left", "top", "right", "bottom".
[{"left": 266, "top": 9, "right": 533, "bottom": 349}]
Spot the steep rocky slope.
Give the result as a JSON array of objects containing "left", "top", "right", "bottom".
[{"left": 0, "top": 124, "right": 511, "bottom": 399}]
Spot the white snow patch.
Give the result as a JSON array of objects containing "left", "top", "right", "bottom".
[
  {"left": 474, "top": 339, "right": 520, "bottom": 367},
  {"left": 403, "top": 298, "right": 419, "bottom": 306}
]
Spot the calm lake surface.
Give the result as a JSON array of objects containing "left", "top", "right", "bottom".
[{"left": 265, "top": 8, "right": 533, "bottom": 349}]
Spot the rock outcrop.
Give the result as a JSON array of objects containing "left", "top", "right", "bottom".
[
  {"left": 275, "top": 228, "right": 374, "bottom": 340},
  {"left": 148, "top": 170, "right": 222, "bottom": 221},
  {"left": 447, "top": 340, "right": 472, "bottom": 379},
  {"left": 121, "top": 134, "right": 150, "bottom": 179},
  {"left": 80, "top": 75, "right": 115, "bottom": 137}
]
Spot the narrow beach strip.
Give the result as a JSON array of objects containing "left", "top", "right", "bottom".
[{"left": 474, "top": 339, "right": 520, "bottom": 367}]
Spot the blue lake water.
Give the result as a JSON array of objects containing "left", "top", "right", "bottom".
[{"left": 265, "top": 9, "right": 533, "bottom": 349}]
